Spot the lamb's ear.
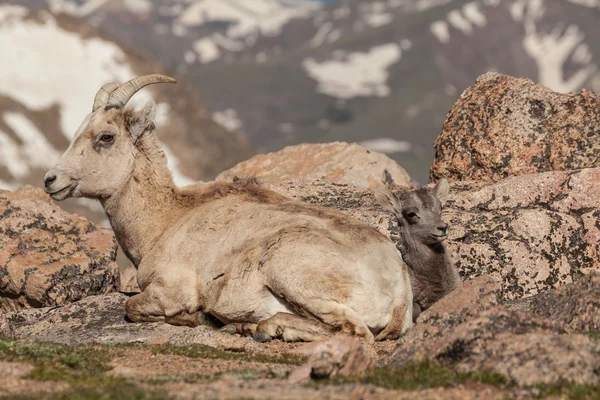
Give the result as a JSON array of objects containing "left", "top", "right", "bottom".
[
  {"left": 433, "top": 178, "right": 450, "bottom": 204},
  {"left": 374, "top": 185, "right": 399, "bottom": 213},
  {"left": 127, "top": 100, "right": 156, "bottom": 144}
]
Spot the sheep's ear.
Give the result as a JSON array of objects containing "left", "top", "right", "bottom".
[
  {"left": 433, "top": 178, "right": 450, "bottom": 204},
  {"left": 374, "top": 185, "right": 399, "bottom": 213},
  {"left": 127, "top": 100, "right": 156, "bottom": 144}
]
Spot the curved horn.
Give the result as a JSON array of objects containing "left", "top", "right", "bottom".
[
  {"left": 92, "top": 82, "right": 119, "bottom": 112},
  {"left": 105, "top": 74, "right": 177, "bottom": 109}
]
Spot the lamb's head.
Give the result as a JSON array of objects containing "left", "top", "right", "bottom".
[
  {"left": 375, "top": 179, "right": 450, "bottom": 245},
  {"left": 43, "top": 75, "right": 176, "bottom": 200}
]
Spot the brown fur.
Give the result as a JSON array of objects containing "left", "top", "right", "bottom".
[{"left": 44, "top": 89, "right": 413, "bottom": 343}]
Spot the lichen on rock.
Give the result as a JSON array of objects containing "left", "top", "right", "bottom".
[{"left": 0, "top": 186, "right": 119, "bottom": 311}]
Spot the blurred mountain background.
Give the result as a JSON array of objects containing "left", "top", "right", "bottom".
[{"left": 2, "top": 0, "right": 599, "bottom": 198}]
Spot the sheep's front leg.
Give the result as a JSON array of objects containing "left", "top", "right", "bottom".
[
  {"left": 125, "top": 289, "right": 165, "bottom": 323},
  {"left": 220, "top": 313, "right": 334, "bottom": 342}
]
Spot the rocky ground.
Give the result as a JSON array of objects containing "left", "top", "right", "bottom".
[{"left": 1, "top": 73, "right": 599, "bottom": 399}]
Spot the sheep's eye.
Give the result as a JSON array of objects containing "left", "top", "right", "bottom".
[
  {"left": 99, "top": 134, "right": 114, "bottom": 144},
  {"left": 405, "top": 211, "right": 418, "bottom": 219}
]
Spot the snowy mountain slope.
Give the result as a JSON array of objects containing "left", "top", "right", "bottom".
[
  {"left": 18, "top": 0, "right": 600, "bottom": 183},
  {"left": 0, "top": 3, "right": 253, "bottom": 222}
]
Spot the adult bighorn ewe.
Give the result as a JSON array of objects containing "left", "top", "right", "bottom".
[
  {"left": 43, "top": 75, "right": 413, "bottom": 343},
  {"left": 375, "top": 179, "right": 461, "bottom": 321}
]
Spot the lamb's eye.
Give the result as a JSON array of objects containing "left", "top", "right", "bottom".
[
  {"left": 405, "top": 211, "right": 417, "bottom": 218},
  {"left": 99, "top": 134, "right": 114, "bottom": 144}
]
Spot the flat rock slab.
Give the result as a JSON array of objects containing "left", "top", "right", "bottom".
[
  {"left": 0, "top": 186, "right": 119, "bottom": 311},
  {"left": 1, "top": 293, "right": 246, "bottom": 348}
]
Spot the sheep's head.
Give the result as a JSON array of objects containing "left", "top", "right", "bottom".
[
  {"left": 375, "top": 179, "right": 450, "bottom": 245},
  {"left": 44, "top": 75, "right": 176, "bottom": 200}
]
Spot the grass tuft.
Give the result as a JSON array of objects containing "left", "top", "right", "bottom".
[
  {"left": 152, "top": 343, "right": 306, "bottom": 365},
  {"left": 324, "top": 360, "right": 506, "bottom": 391}
]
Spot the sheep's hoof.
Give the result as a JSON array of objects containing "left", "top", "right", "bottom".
[
  {"left": 253, "top": 332, "right": 272, "bottom": 343},
  {"left": 219, "top": 324, "right": 238, "bottom": 335}
]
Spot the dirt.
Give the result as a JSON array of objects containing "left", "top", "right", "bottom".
[{"left": 0, "top": 340, "right": 527, "bottom": 400}]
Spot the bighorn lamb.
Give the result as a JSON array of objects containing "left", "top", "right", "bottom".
[
  {"left": 375, "top": 179, "right": 461, "bottom": 321},
  {"left": 43, "top": 75, "right": 413, "bottom": 343}
]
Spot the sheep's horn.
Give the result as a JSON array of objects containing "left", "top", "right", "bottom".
[
  {"left": 105, "top": 74, "right": 177, "bottom": 109},
  {"left": 92, "top": 82, "right": 120, "bottom": 112}
]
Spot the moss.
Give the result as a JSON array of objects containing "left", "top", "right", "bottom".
[
  {"left": 366, "top": 361, "right": 506, "bottom": 390},
  {"left": 532, "top": 383, "right": 600, "bottom": 400},
  {"left": 151, "top": 343, "right": 306, "bottom": 365},
  {"left": 322, "top": 361, "right": 600, "bottom": 400},
  {"left": 0, "top": 336, "right": 119, "bottom": 386},
  {"left": 585, "top": 331, "right": 600, "bottom": 340},
  {"left": 3, "top": 383, "right": 170, "bottom": 400},
  {"left": 320, "top": 361, "right": 506, "bottom": 390}
]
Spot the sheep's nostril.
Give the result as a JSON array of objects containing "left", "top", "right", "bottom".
[
  {"left": 438, "top": 224, "right": 448, "bottom": 234},
  {"left": 44, "top": 174, "right": 57, "bottom": 188}
]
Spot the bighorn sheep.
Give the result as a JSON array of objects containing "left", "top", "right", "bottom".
[
  {"left": 43, "top": 75, "right": 413, "bottom": 343},
  {"left": 375, "top": 179, "right": 461, "bottom": 321}
]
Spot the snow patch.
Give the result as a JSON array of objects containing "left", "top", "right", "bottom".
[
  {"left": 0, "top": 180, "right": 18, "bottom": 191},
  {"left": 447, "top": 9, "right": 473, "bottom": 35},
  {"left": 0, "top": 130, "right": 29, "bottom": 179},
  {"left": 184, "top": 51, "right": 196, "bottom": 64},
  {"left": 0, "top": 4, "right": 27, "bottom": 20},
  {"left": 518, "top": 0, "right": 596, "bottom": 93},
  {"left": 176, "top": 0, "right": 321, "bottom": 63},
  {"left": 193, "top": 38, "right": 221, "bottom": 63},
  {"left": 123, "top": 0, "right": 152, "bottom": 14},
  {"left": 162, "top": 146, "right": 196, "bottom": 188},
  {"left": 463, "top": 2, "right": 486, "bottom": 27},
  {"left": 303, "top": 44, "right": 403, "bottom": 99},
  {"left": 359, "top": 138, "right": 412, "bottom": 154},
  {"left": 400, "top": 39, "right": 412, "bottom": 50},
  {"left": 0, "top": 5, "right": 195, "bottom": 186},
  {"left": 48, "top": 0, "right": 110, "bottom": 17},
  {"left": 333, "top": 6, "right": 351, "bottom": 19},
  {"left": 0, "top": 113, "right": 61, "bottom": 179},
  {"left": 524, "top": 22, "right": 596, "bottom": 92},
  {"left": 363, "top": 12, "right": 393, "bottom": 27},
  {"left": 177, "top": 0, "right": 320, "bottom": 37},
  {"left": 566, "top": 0, "right": 600, "bottom": 7},
  {"left": 310, "top": 21, "right": 333, "bottom": 47},
  {"left": 213, "top": 109, "right": 242, "bottom": 132},
  {"left": 431, "top": 21, "right": 450, "bottom": 43},
  {"left": 415, "top": 0, "right": 454, "bottom": 11},
  {"left": 0, "top": 6, "right": 160, "bottom": 138}
]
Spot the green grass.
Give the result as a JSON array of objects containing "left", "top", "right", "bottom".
[
  {"left": 0, "top": 337, "right": 171, "bottom": 399},
  {"left": 321, "top": 360, "right": 600, "bottom": 400},
  {"left": 321, "top": 360, "right": 506, "bottom": 391},
  {"left": 531, "top": 382, "right": 600, "bottom": 400},
  {"left": 151, "top": 343, "right": 307, "bottom": 365},
  {"left": 586, "top": 331, "right": 600, "bottom": 341},
  {"left": 0, "top": 336, "right": 118, "bottom": 386},
  {"left": 2, "top": 384, "right": 170, "bottom": 400}
]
